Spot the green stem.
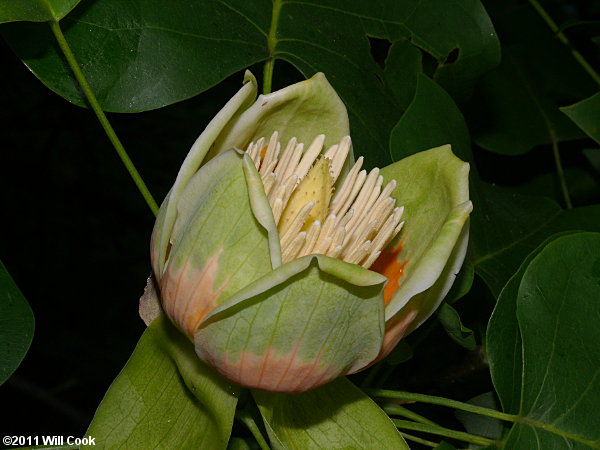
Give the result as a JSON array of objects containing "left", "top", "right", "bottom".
[
  {"left": 235, "top": 409, "right": 270, "bottom": 450},
  {"left": 263, "top": 59, "right": 275, "bottom": 95},
  {"left": 366, "top": 388, "right": 519, "bottom": 423},
  {"left": 550, "top": 129, "right": 572, "bottom": 208},
  {"left": 383, "top": 404, "right": 440, "bottom": 427},
  {"left": 49, "top": 20, "right": 159, "bottom": 216},
  {"left": 263, "top": 0, "right": 283, "bottom": 94},
  {"left": 392, "top": 419, "right": 495, "bottom": 447},
  {"left": 528, "top": 0, "right": 600, "bottom": 87},
  {"left": 398, "top": 432, "right": 439, "bottom": 448}
]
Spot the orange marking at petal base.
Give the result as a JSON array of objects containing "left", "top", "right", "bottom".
[
  {"left": 162, "top": 249, "right": 226, "bottom": 338},
  {"left": 260, "top": 145, "right": 268, "bottom": 161},
  {"left": 370, "top": 244, "right": 408, "bottom": 305},
  {"left": 200, "top": 347, "right": 337, "bottom": 393}
]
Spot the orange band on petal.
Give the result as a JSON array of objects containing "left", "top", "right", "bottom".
[{"left": 370, "top": 245, "right": 407, "bottom": 305}]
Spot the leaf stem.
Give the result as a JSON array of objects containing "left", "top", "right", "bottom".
[
  {"left": 48, "top": 20, "right": 159, "bottom": 216},
  {"left": 550, "top": 128, "right": 572, "bottom": 208},
  {"left": 235, "top": 409, "right": 270, "bottom": 450},
  {"left": 366, "top": 388, "right": 519, "bottom": 422},
  {"left": 527, "top": 0, "right": 600, "bottom": 87},
  {"left": 398, "top": 431, "right": 439, "bottom": 448},
  {"left": 263, "top": 0, "right": 283, "bottom": 94},
  {"left": 383, "top": 404, "right": 441, "bottom": 427},
  {"left": 392, "top": 419, "right": 495, "bottom": 447}
]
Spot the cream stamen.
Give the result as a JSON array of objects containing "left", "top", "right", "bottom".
[{"left": 245, "top": 132, "right": 405, "bottom": 267}]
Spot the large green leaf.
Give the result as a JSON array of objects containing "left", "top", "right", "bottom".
[
  {"left": 2, "top": 0, "right": 498, "bottom": 167},
  {"left": 467, "top": 46, "right": 584, "bottom": 155},
  {"left": 0, "top": 260, "right": 35, "bottom": 385},
  {"left": 389, "top": 73, "right": 472, "bottom": 162},
  {"left": 465, "top": 0, "right": 596, "bottom": 155},
  {"left": 561, "top": 91, "right": 600, "bottom": 145},
  {"left": 253, "top": 377, "right": 408, "bottom": 449},
  {"left": 486, "top": 232, "right": 577, "bottom": 415},
  {"left": 0, "top": 0, "right": 81, "bottom": 23},
  {"left": 84, "top": 315, "right": 239, "bottom": 449},
  {"left": 492, "top": 233, "right": 600, "bottom": 449},
  {"left": 469, "top": 181, "right": 600, "bottom": 297}
]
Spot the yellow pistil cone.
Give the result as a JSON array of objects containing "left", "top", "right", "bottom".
[{"left": 279, "top": 157, "right": 333, "bottom": 235}]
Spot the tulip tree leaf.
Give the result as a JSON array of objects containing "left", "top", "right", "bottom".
[
  {"left": 253, "top": 377, "right": 408, "bottom": 449},
  {"left": 486, "top": 231, "right": 578, "bottom": 415},
  {"left": 465, "top": 0, "right": 596, "bottom": 156},
  {"left": 0, "top": 0, "right": 81, "bottom": 23},
  {"left": 390, "top": 73, "right": 472, "bottom": 162},
  {"left": 489, "top": 233, "right": 600, "bottom": 449},
  {"left": 196, "top": 255, "right": 386, "bottom": 392},
  {"left": 383, "top": 40, "right": 423, "bottom": 111},
  {"left": 469, "top": 181, "right": 600, "bottom": 297},
  {"left": 84, "top": 316, "right": 239, "bottom": 449},
  {"left": 0, "top": 260, "right": 35, "bottom": 386},
  {"left": 561, "top": 92, "right": 600, "bottom": 145},
  {"left": 467, "top": 47, "right": 584, "bottom": 156},
  {"left": 2, "top": 0, "right": 498, "bottom": 167}
]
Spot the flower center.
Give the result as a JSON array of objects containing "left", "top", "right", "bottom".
[{"left": 246, "top": 132, "right": 404, "bottom": 267}]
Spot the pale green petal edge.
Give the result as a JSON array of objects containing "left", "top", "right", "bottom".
[
  {"left": 242, "top": 153, "right": 282, "bottom": 269},
  {"left": 152, "top": 72, "right": 258, "bottom": 277},
  {"left": 209, "top": 72, "right": 350, "bottom": 159},
  {"left": 400, "top": 214, "right": 471, "bottom": 336},
  {"left": 382, "top": 145, "right": 472, "bottom": 321}
]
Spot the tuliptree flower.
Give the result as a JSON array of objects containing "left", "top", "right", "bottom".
[{"left": 150, "top": 72, "right": 472, "bottom": 393}]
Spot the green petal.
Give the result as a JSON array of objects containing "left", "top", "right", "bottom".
[
  {"left": 242, "top": 153, "right": 282, "bottom": 269},
  {"left": 85, "top": 316, "right": 238, "bottom": 449},
  {"left": 151, "top": 72, "right": 257, "bottom": 278},
  {"left": 161, "top": 149, "right": 272, "bottom": 338},
  {"left": 207, "top": 72, "right": 352, "bottom": 166},
  {"left": 379, "top": 145, "right": 471, "bottom": 356},
  {"left": 195, "top": 255, "right": 386, "bottom": 393}
]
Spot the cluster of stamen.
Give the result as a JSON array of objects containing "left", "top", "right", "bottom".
[{"left": 245, "top": 132, "right": 404, "bottom": 268}]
